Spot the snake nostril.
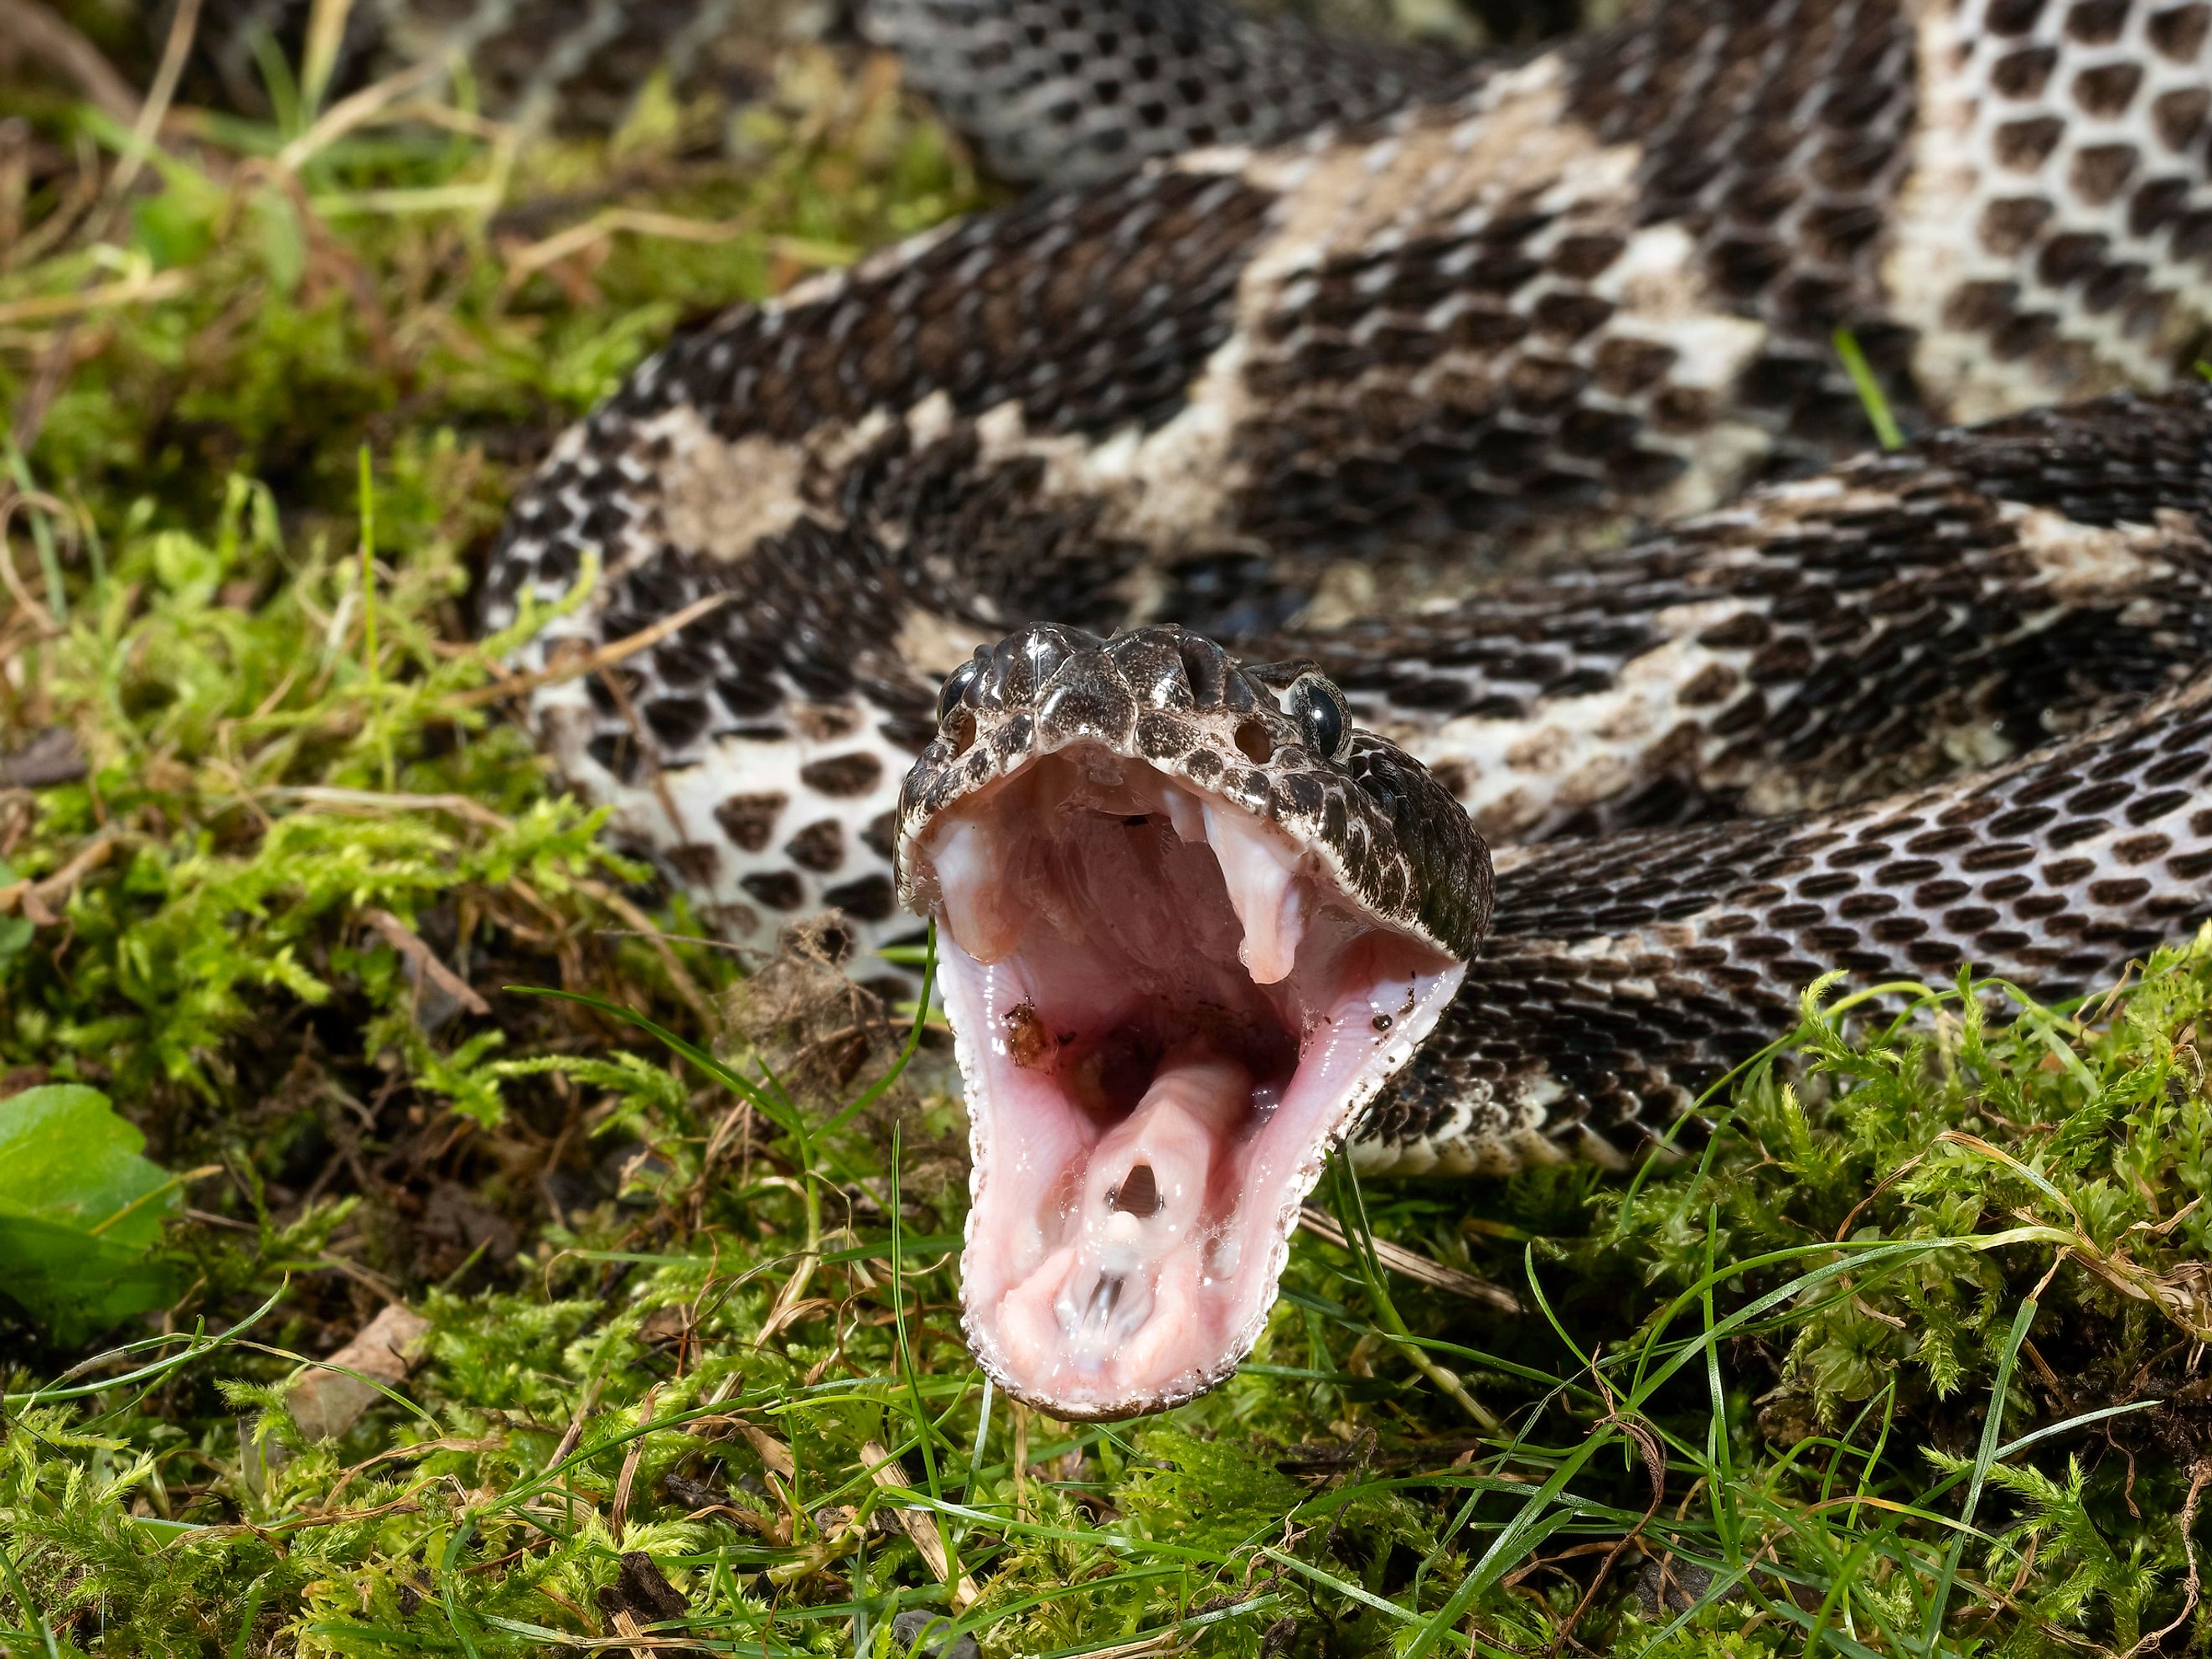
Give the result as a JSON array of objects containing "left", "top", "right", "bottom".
[{"left": 1235, "top": 718, "right": 1274, "bottom": 764}]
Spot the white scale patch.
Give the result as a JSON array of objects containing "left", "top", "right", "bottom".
[
  {"left": 535, "top": 674, "right": 919, "bottom": 973},
  {"left": 1392, "top": 604, "right": 1760, "bottom": 839},
  {"left": 1347, "top": 1076, "right": 1582, "bottom": 1176},
  {"left": 2008, "top": 498, "right": 2212, "bottom": 591},
  {"left": 1360, "top": 481, "right": 2212, "bottom": 848},
  {"left": 1892, "top": 0, "right": 2212, "bottom": 423}
]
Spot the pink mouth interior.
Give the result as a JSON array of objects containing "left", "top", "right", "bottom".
[{"left": 915, "top": 748, "right": 1465, "bottom": 1418}]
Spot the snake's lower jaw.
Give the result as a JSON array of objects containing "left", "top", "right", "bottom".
[{"left": 912, "top": 749, "right": 1465, "bottom": 1419}]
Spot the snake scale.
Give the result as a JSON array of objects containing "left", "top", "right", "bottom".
[{"left": 426, "top": 0, "right": 2212, "bottom": 1414}]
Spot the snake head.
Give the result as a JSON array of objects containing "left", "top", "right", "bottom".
[{"left": 895, "top": 623, "right": 1492, "bottom": 1419}]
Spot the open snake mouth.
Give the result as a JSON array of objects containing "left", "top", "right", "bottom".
[{"left": 907, "top": 739, "right": 1466, "bottom": 1418}]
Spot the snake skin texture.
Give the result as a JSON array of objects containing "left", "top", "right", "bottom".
[
  {"left": 473, "top": 0, "right": 2212, "bottom": 1185},
  {"left": 1310, "top": 391, "right": 2212, "bottom": 840},
  {"left": 189, "top": 0, "right": 1476, "bottom": 173},
  {"left": 1387, "top": 631, "right": 2212, "bottom": 1170},
  {"left": 862, "top": 0, "right": 1472, "bottom": 183}
]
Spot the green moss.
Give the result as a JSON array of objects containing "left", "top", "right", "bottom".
[{"left": 14, "top": 940, "right": 2212, "bottom": 1655}]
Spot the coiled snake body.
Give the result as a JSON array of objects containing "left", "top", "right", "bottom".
[{"left": 479, "top": 0, "right": 2212, "bottom": 1415}]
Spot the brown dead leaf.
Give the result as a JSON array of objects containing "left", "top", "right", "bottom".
[{"left": 290, "top": 1303, "right": 430, "bottom": 1442}]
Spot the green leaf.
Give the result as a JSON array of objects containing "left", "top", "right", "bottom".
[
  {"left": 251, "top": 187, "right": 308, "bottom": 297},
  {"left": 0, "top": 1085, "right": 181, "bottom": 1343}
]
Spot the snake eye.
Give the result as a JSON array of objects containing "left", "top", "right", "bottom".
[
  {"left": 1287, "top": 674, "right": 1351, "bottom": 761},
  {"left": 937, "top": 656, "right": 982, "bottom": 726}
]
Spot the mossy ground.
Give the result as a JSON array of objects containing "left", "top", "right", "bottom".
[{"left": 3, "top": 17, "right": 2212, "bottom": 1659}]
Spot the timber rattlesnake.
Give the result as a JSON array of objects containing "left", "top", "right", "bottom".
[{"left": 473, "top": 0, "right": 2212, "bottom": 1414}]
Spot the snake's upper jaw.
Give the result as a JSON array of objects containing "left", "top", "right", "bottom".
[{"left": 906, "top": 747, "right": 1466, "bottom": 1419}]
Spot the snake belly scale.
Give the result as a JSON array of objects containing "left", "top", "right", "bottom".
[{"left": 476, "top": 0, "right": 2212, "bottom": 1413}]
